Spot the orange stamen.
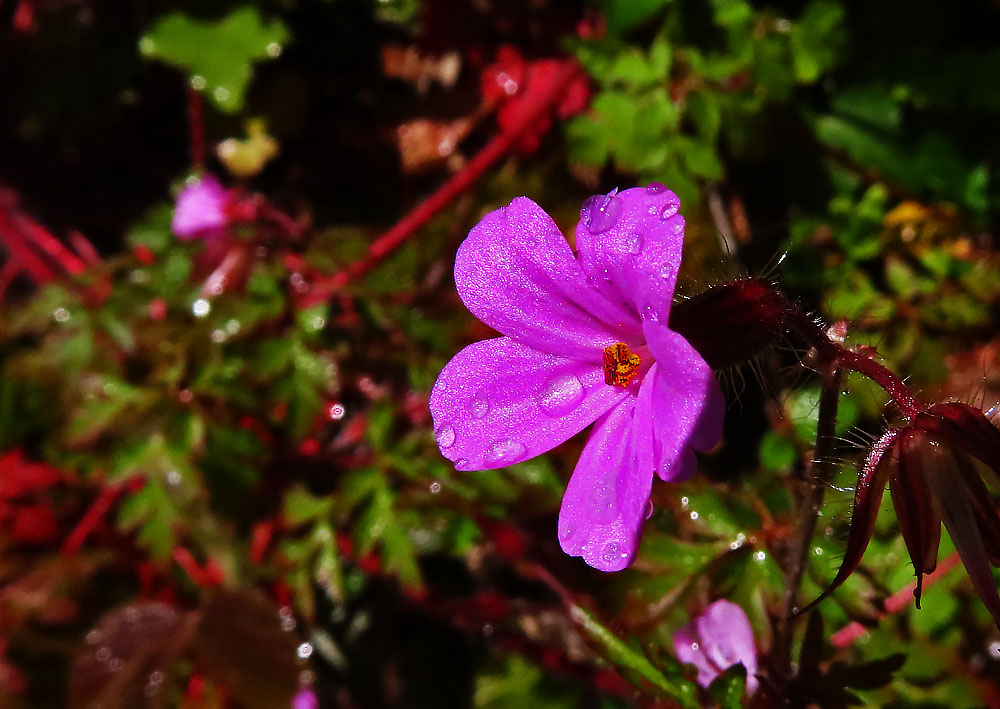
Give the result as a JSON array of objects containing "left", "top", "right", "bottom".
[{"left": 603, "top": 343, "right": 642, "bottom": 388}]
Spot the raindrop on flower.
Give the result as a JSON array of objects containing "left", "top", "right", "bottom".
[
  {"left": 602, "top": 542, "right": 620, "bottom": 563},
  {"left": 538, "top": 374, "right": 584, "bottom": 416},
  {"left": 628, "top": 233, "right": 643, "bottom": 255},
  {"left": 646, "top": 182, "right": 666, "bottom": 194},
  {"left": 435, "top": 424, "right": 456, "bottom": 449},
  {"left": 485, "top": 438, "right": 526, "bottom": 466},
  {"left": 470, "top": 397, "right": 489, "bottom": 419},
  {"left": 581, "top": 191, "right": 622, "bottom": 234},
  {"left": 660, "top": 200, "right": 680, "bottom": 220}
]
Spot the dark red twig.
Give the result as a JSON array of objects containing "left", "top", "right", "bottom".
[
  {"left": 61, "top": 481, "right": 129, "bottom": 555},
  {"left": 300, "top": 62, "right": 582, "bottom": 307},
  {"left": 188, "top": 86, "right": 205, "bottom": 170}
]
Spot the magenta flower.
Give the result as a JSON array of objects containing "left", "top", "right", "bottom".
[
  {"left": 674, "top": 600, "right": 758, "bottom": 694},
  {"left": 429, "top": 186, "right": 724, "bottom": 571},
  {"left": 171, "top": 174, "right": 230, "bottom": 240},
  {"left": 291, "top": 688, "right": 319, "bottom": 709}
]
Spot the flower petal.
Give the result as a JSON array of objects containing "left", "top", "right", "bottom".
[
  {"left": 673, "top": 622, "right": 718, "bottom": 689},
  {"left": 455, "top": 197, "right": 640, "bottom": 361},
  {"left": 430, "top": 337, "right": 627, "bottom": 471},
  {"left": 575, "top": 185, "right": 686, "bottom": 324},
  {"left": 889, "top": 459, "right": 941, "bottom": 606},
  {"left": 558, "top": 399, "right": 651, "bottom": 571},
  {"left": 930, "top": 446, "right": 1000, "bottom": 631},
  {"left": 172, "top": 175, "right": 228, "bottom": 240},
  {"left": 642, "top": 321, "right": 725, "bottom": 481},
  {"left": 695, "top": 600, "right": 759, "bottom": 694},
  {"left": 804, "top": 428, "right": 897, "bottom": 612}
]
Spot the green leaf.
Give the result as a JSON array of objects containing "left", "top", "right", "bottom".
[
  {"left": 602, "top": 0, "right": 672, "bottom": 36},
  {"left": 141, "top": 8, "right": 289, "bottom": 113},
  {"left": 570, "top": 605, "right": 698, "bottom": 706},
  {"left": 789, "top": 0, "right": 845, "bottom": 83},
  {"left": 707, "top": 663, "right": 746, "bottom": 708},
  {"left": 759, "top": 431, "right": 797, "bottom": 472}
]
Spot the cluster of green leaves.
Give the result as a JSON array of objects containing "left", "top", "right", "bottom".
[{"left": 567, "top": 0, "right": 845, "bottom": 206}]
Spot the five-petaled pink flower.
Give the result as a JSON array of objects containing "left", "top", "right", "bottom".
[
  {"left": 674, "top": 599, "right": 758, "bottom": 694},
  {"left": 429, "top": 185, "right": 724, "bottom": 571},
  {"left": 171, "top": 174, "right": 230, "bottom": 240}
]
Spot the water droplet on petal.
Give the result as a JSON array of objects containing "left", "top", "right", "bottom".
[
  {"left": 646, "top": 182, "right": 666, "bottom": 193},
  {"left": 538, "top": 374, "right": 584, "bottom": 416},
  {"left": 660, "top": 263, "right": 674, "bottom": 279},
  {"left": 485, "top": 439, "right": 526, "bottom": 466},
  {"left": 645, "top": 500, "right": 654, "bottom": 519},
  {"left": 581, "top": 190, "right": 622, "bottom": 234},
  {"left": 454, "top": 458, "right": 468, "bottom": 469},
  {"left": 690, "top": 641, "right": 700, "bottom": 651},
  {"left": 471, "top": 397, "right": 489, "bottom": 419},
  {"left": 435, "top": 424, "right": 456, "bottom": 449},
  {"left": 628, "top": 233, "right": 643, "bottom": 254},
  {"left": 660, "top": 198, "right": 680, "bottom": 220}
]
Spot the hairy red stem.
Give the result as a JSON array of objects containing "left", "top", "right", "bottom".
[{"left": 300, "top": 62, "right": 582, "bottom": 307}]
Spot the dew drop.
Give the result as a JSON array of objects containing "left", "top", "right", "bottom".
[
  {"left": 435, "top": 424, "right": 456, "bottom": 449},
  {"left": 192, "top": 298, "right": 210, "bottom": 317},
  {"left": 581, "top": 190, "right": 622, "bottom": 234},
  {"left": 646, "top": 182, "right": 666, "bottom": 194},
  {"left": 689, "top": 511, "right": 699, "bottom": 520},
  {"left": 538, "top": 374, "right": 584, "bottom": 416},
  {"left": 85, "top": 630, "right": 102, "bottom": 645},
  {"left": 471, "top": 397, "right": 489, "bottom": 419},
  {"left": 628, "top": 233, "right": 643, "bottom": 255},
  {"left": 485, "top": 438, "right": 527, "bottom": 466},
  {"left": 429, "top": 481, "right": 442, "bottom": 494},
  {"left": 602, "top": 543, "right": 620, "bottom": 563},
  {"left": 660, "top": 263, "right": 674, "bottom": 279},
  {"left": 297, "top": 642, "right": 313, "bottom": 659},
  {"left": 454, "top": 458, "right": 468, "bottom": 469},
  {"left": 53, "top": 307, "right": 70, "bottom": 323},
  {"left": 645, "top": 500, "right": 654, "bottom": 519},
  {"left": 754, "top": 551, "right": 766, "bottom": 561},
  {"left": 659, "top": 198, "right": 680, "bottom": 220},
  {"left": 690, "top": 641, "right": 700, "bottom": 651}
]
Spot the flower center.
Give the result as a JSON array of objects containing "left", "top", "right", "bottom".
[{"left": 603, "top": 342, "right": 642, "bottom": 388}]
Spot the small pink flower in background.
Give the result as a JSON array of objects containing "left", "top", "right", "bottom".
[
  {"left": 291, "top": 687, "right": 319, "bottom": 709},
  {"left": 171, "top": 174, "right": 230, "bottom": 240},
  {"left": 674, "top": 600, "right": 758, "bottom": 694},
  {"left": 429, "top": 186, "right": 724, "bottom": 571}
]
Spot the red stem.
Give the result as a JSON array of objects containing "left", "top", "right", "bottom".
[
  {"left": 188, "top": 86, "right": 205, "bottom": 170},
  {"left": 785, "top": 312, "right": 921, "bottom": 419},
  {"left": 300, "top": 62, "right": 582, "bottom": 308},
  {"left": 61, "top": 481, "right": 127, "bottom": 555}
]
